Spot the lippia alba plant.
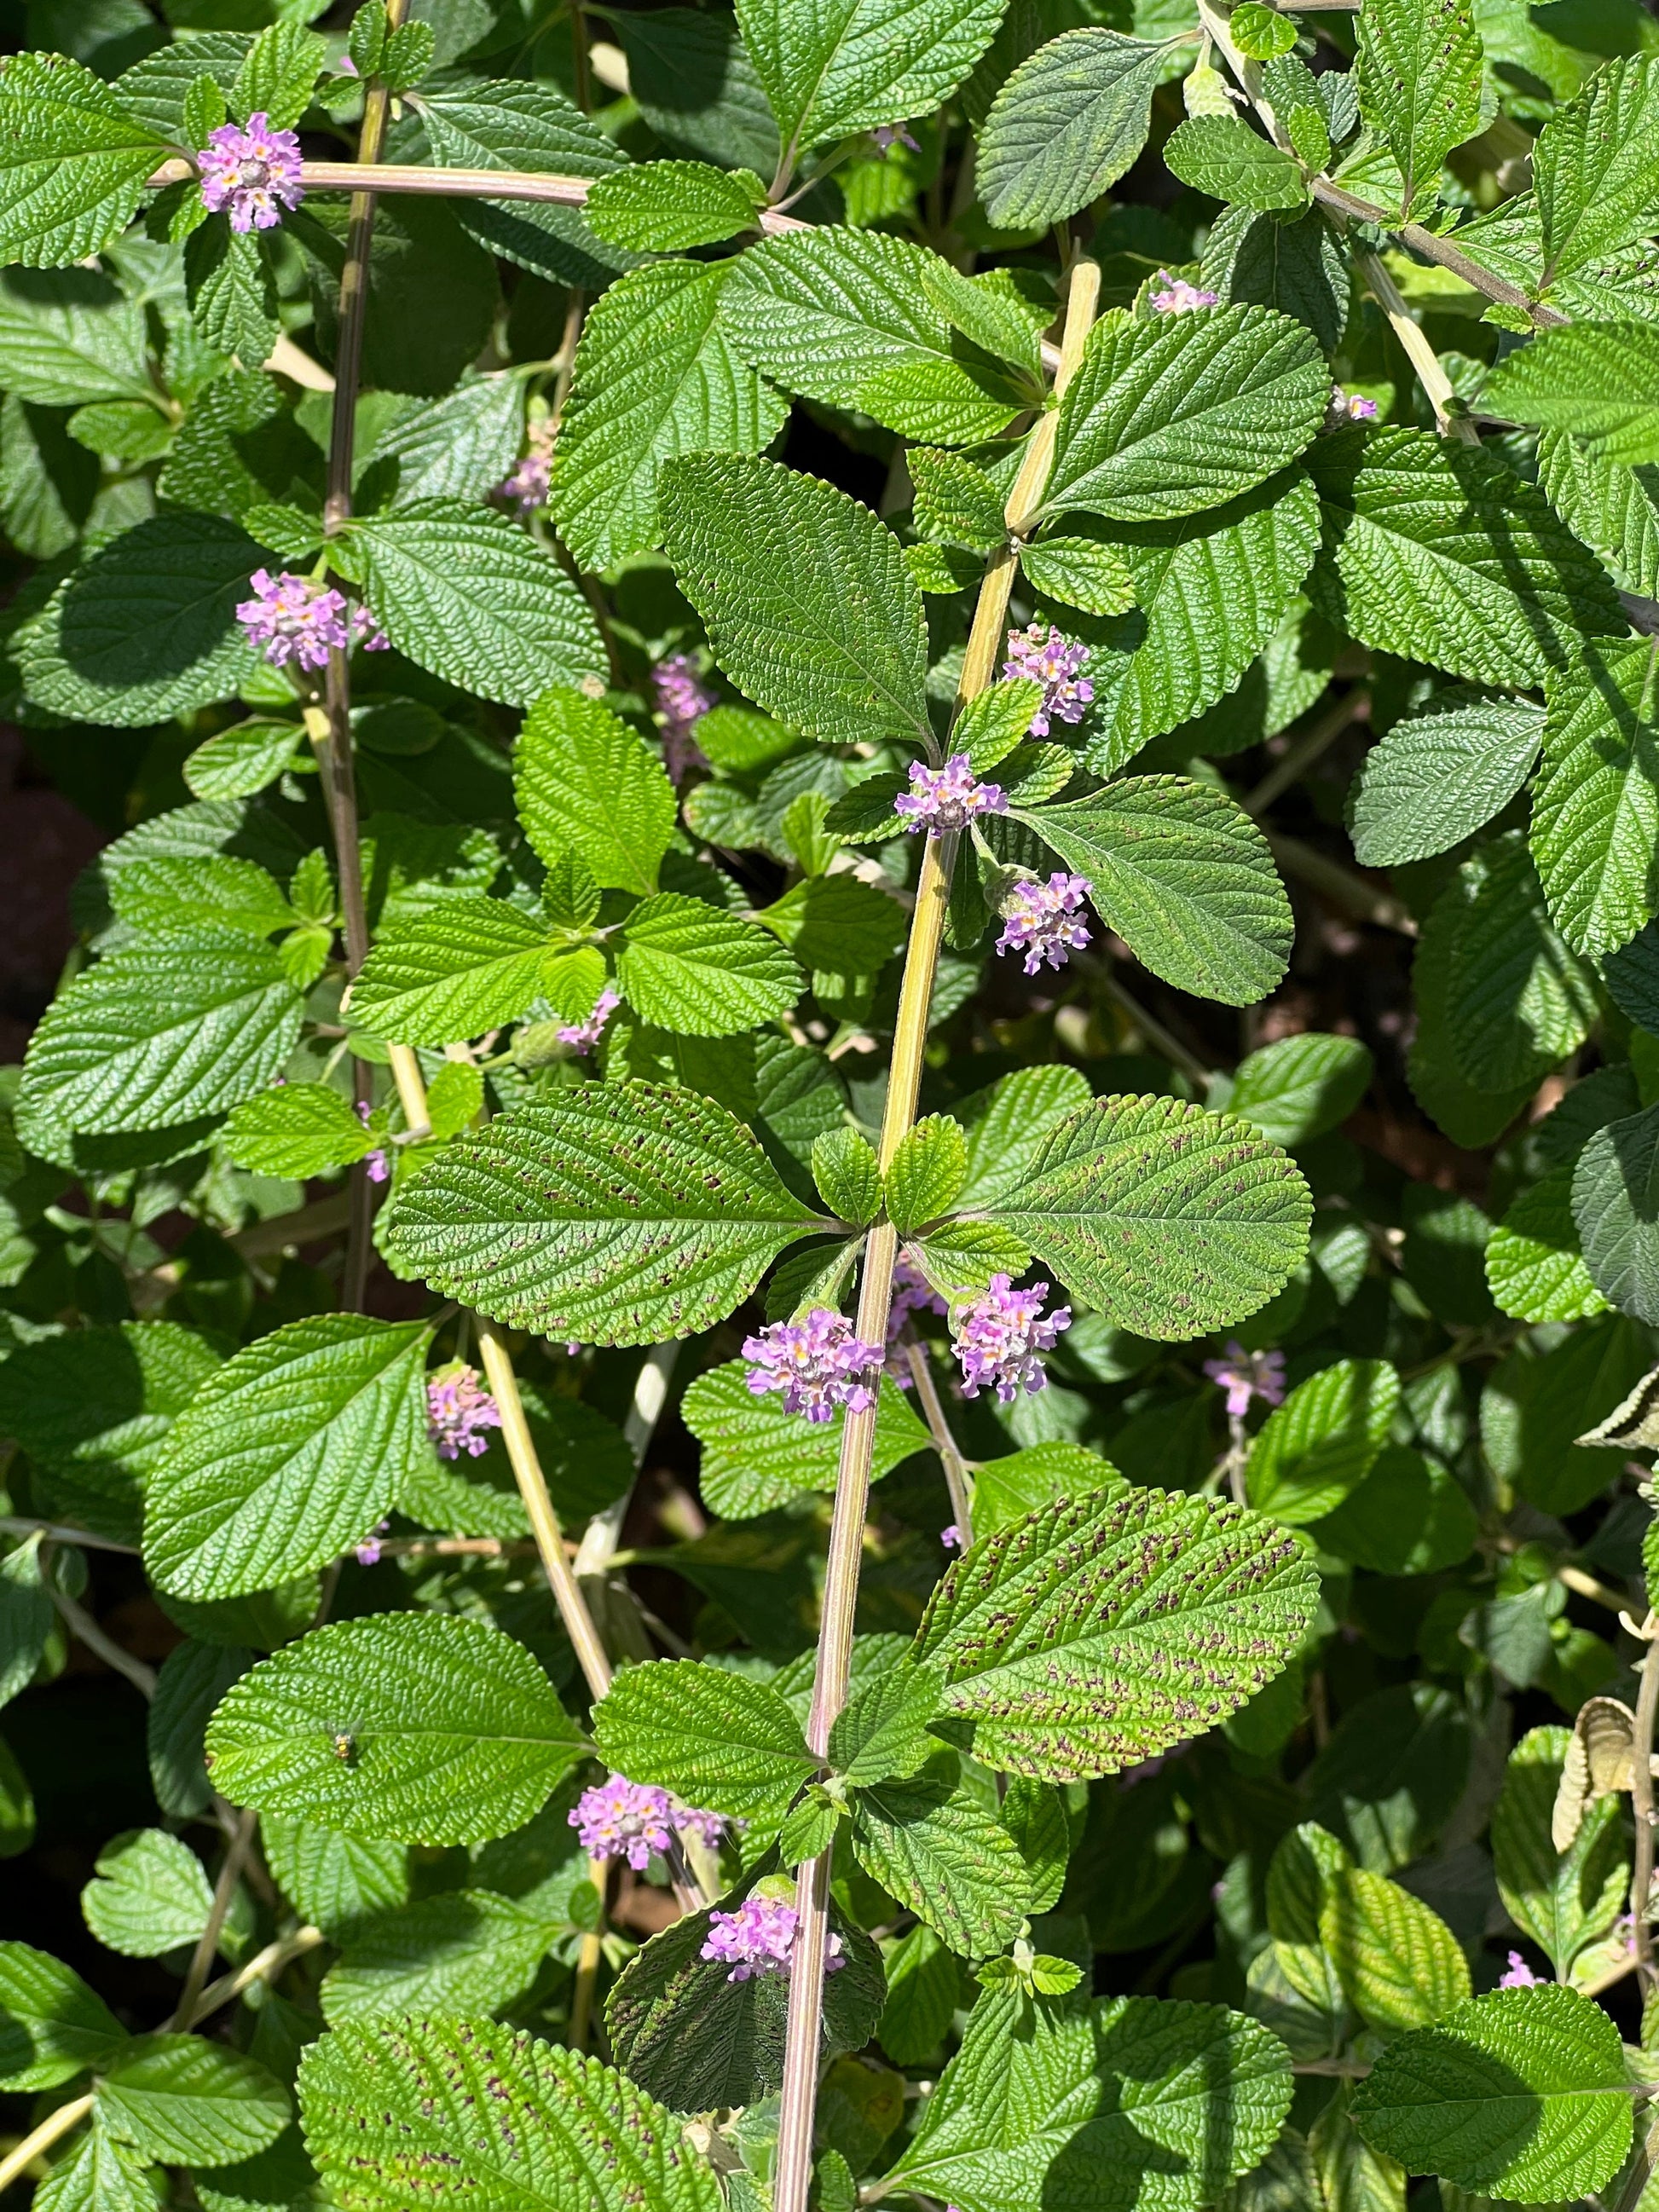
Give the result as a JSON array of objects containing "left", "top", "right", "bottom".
[{"left": 2, "top": 0, "right": 1659, "bottom": 2208}]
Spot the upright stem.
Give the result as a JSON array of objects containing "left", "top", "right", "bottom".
[
  {"left": 771, "top": 259, "right": 1101, "bottom": 2212},
  {"left": 1630, "top": 1611, "right": 1659, "bottom": 1983},
  {"left": 170, "top": 1807, "right": 257, "bottom": 2030},
  {"left": 1356, "top": 249, "right": 1479, "bottom": 444},
  {"left": 569, "top": 0, "right": 592, "bottom": 113},
  {"left": 0, "top": 2094, "right": 95, "bottom": 2196},
  {"left": 905, "top": 1338, "right": 974, "bottom": 1544}
]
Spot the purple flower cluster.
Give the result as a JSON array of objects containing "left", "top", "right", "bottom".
[
  {"left": 954, "top": 1274, "right": 1071, "bottom": 1402},
  {"left": 1201, "top": 1342, "right": 1286, "bottom": 1420},
  {"left": 997, "top": 872, "right": 1093, "bottom": 975},
  {"left": 940, "top": 1523, "right": 964, "bottom": 1551},
  {"left": 1328, "top": 384, "right": 1379, "bottom": 426},
  {"left": 499, "top": 449, "right": 552, "bottom": 517},
  {"left": 893, "top": 754, "right": 1008, "bottom": 835},
  {"left": 425, "top": 1364, "right": 504, "bottom": 1460},
  {"left": 198, "top": 112, "right": 304, "bottom": 234},
  {"left": 744, "top": 1308, "right": 884, "bottom": 1424},
  {"left": 1149, "top": 270, "right": 1219, "bottom": 314},
  {"left": 1498, "top": 1951, "right": 1541, "bottom": 1989},
  {"left": 557, "top": 986, "right": 620, "bottom": 1055},
  {"left": 1002, "top": 623, "right": 1094, "bottom": 736},
  {"left": 237, "top": 570, "right": 388, "bottom": 674},
  {"left": 700, "top": 1895, "right": 845, "bottom": 1983},
  {"left": 570, "top": 1774, "right": 725, "bottom": 1871},
  {"left": 651, "top": 655, "right": 715, "bottom": 784},
  {"left": 356, "top": 1519, "right": 390, "bottom": 1567}
]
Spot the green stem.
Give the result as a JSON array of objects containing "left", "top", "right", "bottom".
[{"left": 1630, "top": 1611, "right": 1659, "bottom": 1986}]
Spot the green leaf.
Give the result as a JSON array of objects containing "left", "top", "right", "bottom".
[
  {"left": 16, "top": 513, "right": 267, "bottom": 726},
  {"left": 1492, "top": 1725, "right": 1629, "bottom": 1986},
  {"left": 887, "top": 1982, "right": 1293, "bottom": 2212},
  {"left": 910, "top": 445, "right": 1006, "bottom": 552},
  {"left": 754, "top": 873, "right": 909, "bottom": 979},
  {"left": 1306, "top": 426, "right": 1624, "bottom": 687},
  {"left": 0, "top": 1941, "right": 125, "bottom": 2090},
  {"left": 971, "top": 1092, "right": 1312, "bottom": 1341},
  {"left": 349, "top": 500, "right": 604, "bottom": 709},
  {"left": 972, "top": 1441, "right": 1124, "bottom": 1537},
  {"left": 380, "top": 1084, "right": 822, "bottom": 1345},
  {"left": 413, "top": 73, "right": 633, "bottom": 291},
  {"left": 976, "top": 29, "right": 1169, "bottom": 229},
  {"left": 1019, "top": 537, "right": 1136, "bottom": 616},
  {"left": 852, "top": 1761, "right": 1030, "bottom": 1955},
  {"left": 1349, "top": 690, "right": 1546, "bottom": 868},
  {"left": 1534, "top": 637, "right": 1659, "bottom": 956},
  {"left": 143, "top": 1315, "right": 433, "bottom": 1603},
  {"left": 879, "top": 1923, "right": 963, "bottom": 2065},
  {"left": 595, "top": 1658, "right": 816, "bottom": 1822},
  {"left": 1312, "top": 1446, "right": 1479, "bottom": 1576},
  {"left": 321, "top": 1890, "right": 565, "bottom": 2024},
  {"left": 259, "top": 1817, "right": 408, "bottom": 1940},
  {"left": 1355, "top": 0, "right": 1483, "bottom": 217},
  {"left": 1225, "top": 1033, "right": 1375, "bottom": 1146},
  {"left": 1407, "top": 858, "right": 1538, "bottom": 1147},
  {"left": 0, "top": 52, "right": 166, "bottom": 269},
  {"left": 182, "top": 719, "right": 304, "bottom": 804},
  {"left": 721, "top": 229, "right": 1023, "bottom": 445},
  {"left": 616, "top": 894, "right": 801, "bottom": 1037},
  {"left": 886, "top": 1114, "right": 968, "bottom": 1233},
  {"left": 204, "top": 1613, "right": 585, "bottom": 1845},
  {"left": 82, "top": 1828, "right": 213, "bottom": 1959},
  {"left": 149, "top": 1641, "right": 251, "bottom": 1822},
  {"left": 1538, "top": 431, "right": 1659, "bottom": 604},
  {"left": 1163, "top": 118, "right": 1309, "bottom": 211},
  {"left": 1487, "top": 1166, "right": 1608, "bottom": 1324},
  {"left": 223, "top": 1083, "right": 376, "bottom": 1179},
  {"left": 234, "top": 20, "right": 327, "bottom": 131},
  {"left": 299, "top": 2014, "right": 722, "bottom": 2212},
  {"left": 1233, "top": 4, "right": 1298, "bottom": 60},
  {"left": 1573, "top": 1101, "right": 1659, "bottom": 1323},
  {"left": 350, "top": 898, "right": 599, "bottom": 1048},
  {"left": 99, "top": 2036, "right": 289, "bottom": 2167},
  {"left": 810, "top": 1130, "right": 882, "bottom": 1231},
  {"left": 618, "top": 7, "right": 780, "bottom": 176},
  {"left": 587, "top": 161, "right": 764, "bottom": 251},
  {"left": 20, "top": 937, "right": 302, "bottom": 1136},
  {"left": 1535, "top": 55, "right": 1659, "bottom": 283},
  {"left": 1350, "top": 1985, "right": 1633, "bottom": 2201},
  {"left": 1045, "top": 306, "right": 1325, "bottom": 526},
  {"left": 1020, "top": 777, "right": 1292, "bottom": 1007},
  {"left": 1446, "top": 836, "right": 1598, "bottom": 1093},
  {"left": 737, "top": 0, "right": 1003, "bottom": 159},
  {"left": 0, "top": 1534, "right": 52, "bottom": 1712},
  {"left": 1320, "top": 1866, "right": 1471, "bottom": 2036},
  {"left": 661, "top": 453, "right": 931, "bottom": 751},
  {"left": 0, "top": 268, "right": 148, "bottom": 408},
  {"left": 184, "top": 220, "right": 279, "bottom": 374},
  {"left": 1065, "top": 474, "right": 1324, "bottom": 774},
  {"left": 911, "top": 1485, "right": 1317, "bottom": 1781},
  {"left": 1246, "top": 1358, "right": 1402, "bottom": 1525},
  {"left": 679, "top": 1360, "right": 929, "bottom": 1518},
  {"left": 830, "top": 1665, "right": 945, "bottom": 1786},
  {"left": 552, "top": 258, "right": 787, "bottom": 573},
  {"left": 34, "top": 2123, "right": 155, "bottom": 2212},
  {"left": 1484, "top": 326, "right": 1659, "bottom": 466},
  {"left": 107, "top": 854, "right": 292, "bottom": 943},
  {"left": 515, "top": 687, "right": 678, "bottom": 897}
]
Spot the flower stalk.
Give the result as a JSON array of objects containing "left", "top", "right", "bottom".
[{"left": 769, "top": 255, "right": 1101, "bottom": 2212}]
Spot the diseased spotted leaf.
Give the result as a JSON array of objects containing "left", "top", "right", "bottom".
[
  {"left": 380, "top": 1083, "right": 823, "bottom": 1345},
  {"left": 1355, "top": 0, "right": 1483, "bottom": 217},
  {"left": 909, "top": 1485, "right": 1318, "bottom": 1781}
]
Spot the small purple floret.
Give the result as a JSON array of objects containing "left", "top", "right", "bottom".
[
  {"left": 699, "top": 1896, "right": 845, "bottom": 1983},
  {"left": 997, "top": 872, "right": 1092, "bottom": 975},
  {"left": 1499, "top": 1950, "right": 1542, "bottom": 1989},
  {"left": 499, "top": 448, "right": 552, "bottom": 517},
  {"left": 199, "top": 112, "right": 304, "bottom": 234},
  {"left": 651, "top": 654, "right": 715, "bottom": 783},
  {"left": 1149, "top": 269, "right": 1219, "bottom": 314},
  {"left": 871, "top": 122, "right": 920, "bottom": 154},
  {"left": 893, "top": 754, "right": 1008, "bottom": 835},
  {"left": 1201, "top": 1341, "right": 1286, "bottom": 1420},
  {"left": 743, "top": 1308, "right": 884, "bottom": 1424},
  {"left": 425, "top": 1364, "right": 503, "bottom": 1460},
  {"left": 557, "top": 986, "right": 621, "bottom": 1055},
  {"left": 953, "top": 1273, "right": 1070, "bottom": 1403},
  {"left": 1002, "top": 622, "right": 1094, "bottom": 736},
  {"left": 569, "top": 1773, "right": 726, "bottom": 1870}
]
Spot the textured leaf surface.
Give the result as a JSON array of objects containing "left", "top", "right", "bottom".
[
  {"left": 1447, "top": 838, "right": 1598, "bottom": 1093},
  {"left": 910, "top": 1486, "right": 1318, "bottom": 1781},
  {"left": 204, "top": 1614, "right": 585, "bottom": 1845},
  {"left": 1356, "top": 0, "right": 1483, "bottom": 215},
  {"left": 1066, "top": 474, "right": 1323, "bottom": 774},
  {"left": 1488, "top": 1168, "right": 1607, "bottom": 1325},
  {"left": 552, "top": 259, "right": 785, "bottom": 571},
  {"left": 0, "top": 53, "right": 166, "bottom": 268},
  {"left": 351, "top": 500, "right": 604, "bottom": 708},
  {"left": 1492, "top": 1726, "right": 1628, "bottom": 1985},
  {"left": 82, "top": 1828, "right": 212, "bottom": 1958},
  {"left": 594, "top": 1659, "right": 817, "bottom": 1819},
  {"left": 17, "top": 513, "right": 265, "bottom": 726},
  {"left": 0, "top": 267, "right": 149, "bottom": 408},
  {"left": 1539, "top": 431, "right": 1659, "bottom": 603},
  {"left": 1350, "top": 691, "right": 1545, "bottom": 868},
  {"left": 1535, "top": 55, "right": 1659, "bottom": 281},
  {"left": 586, "top": 161, "right": 763, "bottom": 251},
  {"left": 515, "top": 688, "right": 678, "bottom": 896},
  {"left": 1351, "top": 1986, "right": 1633, "bottom": 2200},
  {"left": 977, "top": 30, "right": 1168, "bottom": 228},
  {"left": 974, "top": 1093, "right": 1311, "bottom": 1342},
  {"left": 1162, "top": 119, "right": 1309, "bottom": 212},
  {"left": 349, "top": 898, "right": 595, "bottom": 1048},
  {"left": 851, "top": 1766, "right": 1029, "bottom": 1955},
  {"left": 1045, "top": 308, "right": 1326, "bottom": 525},
  {"left": 1246, "top": 1360, "right": 1401, "bottom": 1526},
  {"left": 144, "top": 1316, "right": 433, "bottom": 1602},
  {"left": 617, "top": 895, "right": 801, "bottom": 1037},
  {"left": 737, "top": 0, "right": 1004, "bottom": 154},
  {"left": 19, "top": 938, "right": 302, "bottom": 1136},
  {"left": 298, "top": 2016, "right": 722, "bottom": 2212},
  {"left": 722, "top": 229, "right": 1021, "bottom": 446},
  {"left": 660, "top": 453, "right": 931, "bottom": 749},
  {"left": 1022, "top": 778, "right": 1292, "bottom": 1007},
  {"left": 0, "top": 1942, "right": 124, "bottom": 2090},
  {"left": 1314, "top": 1447, "right": 1479, "bottom": 1578},
  {"left": 1573, "top": 1102, "right": 1659, "bottom": 1325},
  {"left": 99, "top": 2036, "right": 289, "bottom": 2166},
  {"left": 380, "top": 1085, "right": 821, "bottom": 1345},
  {"left": 1321, "top": 1867, "right": 1471, "bottom": 2035},
  {"left": 1307, "top": 427, "right": 1624, "bottom": 687},
  {"left": 1484, "top": 326, "right": 1659, "bottom": 466},
  {"left": 1226, "top": 1034, "right": 1373, "bottom": 1147},
  {"left": 1534, "top": 638, "right": 1659, "bottom": 956},
  {"left": 680, "top": 1361, "right": 929, "bottom": 1517},
  {"left": 887, "top": 1982, "right": 1292, "bottom": 2212},
  {"left": 321, "top": 1891, "right": 563, "bottom": 2024},
  {"left": 1408, "top": 861, "right": 1538, "bottom": 1148}
]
